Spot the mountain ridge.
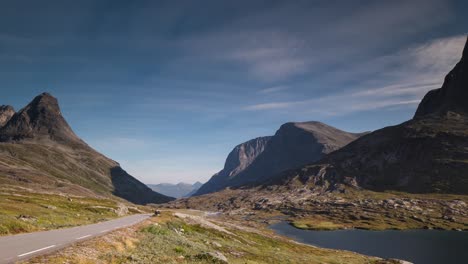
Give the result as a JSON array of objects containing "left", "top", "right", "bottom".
[
  {"left": 0, "top": 93, "right": 174, "bottom": 204},
  {"left": 195, "top": 121, "right": 366, "bottom": 195}
]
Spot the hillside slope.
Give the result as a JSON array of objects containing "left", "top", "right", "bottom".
[{"left": 0, "top": 93, "right": 173, "bottom": 204}]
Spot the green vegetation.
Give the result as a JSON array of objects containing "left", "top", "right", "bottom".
[
  {"left": 0, "top": 190, "right": 128, "bottom": 235},
  {"left": 101, "top": 214, "right": 380, "bottom": 263},
  {"left": 291, "top": 220, "right": 344, "bottom": 231},
  {"left": 30, "top": 211, "right": 387, "bottom": 264}
]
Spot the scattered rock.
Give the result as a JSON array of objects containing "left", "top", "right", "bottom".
[
  {"left": 195, "top": 252, "right": 228, "bottom": 264},
  {"left": 212, "top": 241, "right": 222, "bottom": 248},
  {"left": 17, "top": 214, "right": 37, "bottom": 222}
]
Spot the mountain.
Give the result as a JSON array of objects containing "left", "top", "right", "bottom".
[
  {"left": 148, "top": 181, "right": 203, "bottom": 198},
  {"left": 0, "top": 93, "right": 83, "bottom": 144},
  {"left": 0, "top": 93, "right": 174, "bottom": 204},
  {"left": 195, "top": 136, "right": 271, "bottom": 195},
  {"left": 195, "top": 122, "right": 366, "bottom": 195},
  {"left": 275, "top": 36, "right": 468, "bottom": 194}
]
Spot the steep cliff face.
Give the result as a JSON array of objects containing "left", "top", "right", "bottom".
[
  {"left": 0, "top": 93, "right": 173, "bottom": 204},
  {"left": 196, "top": 122, "right": 364, "bottom": 195},
  {"left": 0, "top": 105, "right": 15, "bottom": 127},
  {"left": 415, "top": 36, "right": 468, "bottom": 117},
  {"left": 285, "top": 36, "right": 468, "bottom": 194},
  {"left": 195, "top": 136, "right": 271, "bottom": 195}
]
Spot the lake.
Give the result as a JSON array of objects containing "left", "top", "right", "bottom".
[{"left": 270, "top": 222, "right": 468, "bottom": 264}]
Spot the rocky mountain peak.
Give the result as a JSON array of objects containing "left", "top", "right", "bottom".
[
  {"left": 414, "top": 36, "right": 468, "bottom": 118},
  {"left": 0, "top": 92, "right": 83, "bottom": 144},
  {"left": 0, "top": 105, "right": 15, "bottom": 127}
]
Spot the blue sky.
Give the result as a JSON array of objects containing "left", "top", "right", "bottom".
[{"left": 0, "top": 0, "right": 467, "bottom": 184}]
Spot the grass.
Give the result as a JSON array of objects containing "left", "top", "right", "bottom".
[
  {"left": 291, "top": 220, "right": 344, "bottom": 231},
  {"left": 28, "top": 211, "right": 389, "bottom": 264},
  {"left": 0, "top": 190, "right": 135, "bottom": 235}
]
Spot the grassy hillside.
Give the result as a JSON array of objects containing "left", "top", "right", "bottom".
[
  {"left": 0, "top": 188, "right": 147, "bottom": 235},
  {"left": 0, "top": 140, "right": 173, "bottom": 203}
]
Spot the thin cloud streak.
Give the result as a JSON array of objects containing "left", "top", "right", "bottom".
[
  {"left": 243, "top": 34, "right": 466, "bottom": 116},
  {"left": 258, "top": 85, "right": 290, "bottom": 94}
]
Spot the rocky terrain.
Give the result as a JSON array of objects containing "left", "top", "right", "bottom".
[
  {"left": 0, "top": 93, "right": 173, "bottom": 205},
  {"left": 196, "top": 122, "right": 366, "bottom": 195},
  {"left": 0, "top": 105, "right": 15, "bottom": 127},
  {"left": 148, "top": 182, "right": 203, "bottom": 198}
]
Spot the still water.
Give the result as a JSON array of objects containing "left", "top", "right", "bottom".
[{"left": 270, "top": 222, "right": 468, "bottom": 264}]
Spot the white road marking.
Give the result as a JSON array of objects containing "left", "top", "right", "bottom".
[
  {"left": 76, "top": 235, "right": 91, "bottom": 240},
  {"left": 18, "top": 245, "right": 56, "bottom": 257},
  {"left": 99, "top": 229, "right": 109, "bottom": 233}
]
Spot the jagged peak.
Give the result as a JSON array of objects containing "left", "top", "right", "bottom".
[
  {"left": 414, "top": 36, "right": 468, "bottom": 118},
  {"left": 0, "top": 92, "right": 83, "bottom": 144},
  {"left": 0, "top": 105, "right": 15, "bottom": 112}
]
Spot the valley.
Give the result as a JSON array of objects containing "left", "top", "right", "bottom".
[{"left": 0, "top": 3, "right": 467, "bottom": 263}]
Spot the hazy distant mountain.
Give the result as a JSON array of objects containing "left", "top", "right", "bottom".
[
  {"left": 0, "top": 93, "right": 173, "bottom": 204},
  {"left": 195, "top": 122, "right": 366, "bottom": 195},
  {"left": 275, "top": 36, "right": 468, "bottom": 194},
  {"left": 148, "top": 182, "right": 203, "bottom": 198}
]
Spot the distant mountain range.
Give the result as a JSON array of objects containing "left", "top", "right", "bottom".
[
  {"left": 148, "top": 182, "right": 203, "bottom": 198},
  {"left": 195, "top": 122, "right": 367, "bottom": 195},
  {"left": 0, "top": 93, "right": 173, "bottom": 204}
]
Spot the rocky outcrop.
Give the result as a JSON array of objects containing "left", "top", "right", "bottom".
[
  {"left": 415, "top": 36, "right": 468, "bottom": 117},
  {"left": 286, "top": 36, "right": 468, "bottom": 194},
  {"left": 196, "top": 122, "right": 365, "bottom": 195},
  {"left": 0, "top": 93, "right": 174, "bottom": 204},
  {"left": 195, "top": 136, "right": 271, "bottom": 195},
  {"left": 0, "top": 105, "right": 15, "bottom": 127}
]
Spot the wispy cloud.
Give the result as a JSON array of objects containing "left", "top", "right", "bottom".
[
  {"left": 258, "top": 85, "right": 290, "bottom": 94},
  {"left": 243, "top": 101, "right": 299, "bottom": 111},
  {"left": 243, "top": 35, "right": 466, "bottom": 115}
]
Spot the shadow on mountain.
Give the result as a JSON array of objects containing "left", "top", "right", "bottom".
[{"left": 110, "top": 166, "right": 174, "bottom": 205}]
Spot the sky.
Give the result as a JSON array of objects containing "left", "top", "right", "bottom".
[{"left": 0, "top": 0, "right": 467, "bottom": 184}]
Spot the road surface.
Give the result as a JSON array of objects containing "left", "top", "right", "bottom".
[{"left": 0, "top": 214, "right": 151, "bottom": 264}]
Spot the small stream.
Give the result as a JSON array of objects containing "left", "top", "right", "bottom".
[{"left": 270, "top": 222, "right": 468, "bottom": 264}]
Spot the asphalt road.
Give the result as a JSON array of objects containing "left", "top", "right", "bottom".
[{"left": 0, "top": 214, "right": 151, "bottom": 264}]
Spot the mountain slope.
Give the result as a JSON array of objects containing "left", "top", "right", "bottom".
[
  {"left": 196, "top": 122, "right": 365, "bottom": 195},
  {"left": 148, "top": 182, "right": 203, "bottom": 198},
  {"left": 0, "top": 93, "right": 173, "bottom": 204},
  {"left": 278, "top": 36, "right": 468, "bottom": 194}
]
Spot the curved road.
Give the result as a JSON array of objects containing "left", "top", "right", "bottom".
[{"left": 0, "top": 214, "right": 151, "bottom": 264}]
